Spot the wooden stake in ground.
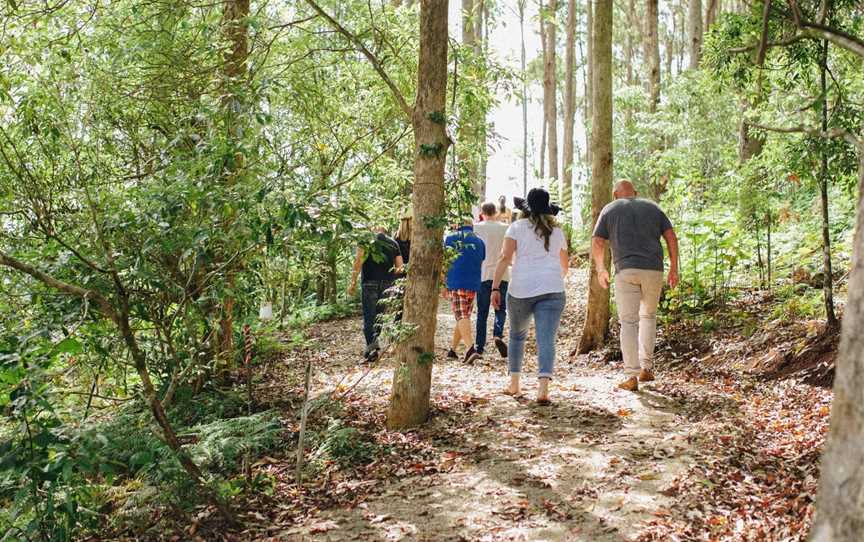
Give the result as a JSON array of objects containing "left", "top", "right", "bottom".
[
  {"left": 295, "top": 357, "right": 313, "bottom": 483},
  {"left": 577, "top": 0, "right": 612, "bottom": 354}
]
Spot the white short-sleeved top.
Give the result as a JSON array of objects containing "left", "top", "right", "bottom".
[{"left": 505, "top": 219, "right": 566, "bottom": 298}]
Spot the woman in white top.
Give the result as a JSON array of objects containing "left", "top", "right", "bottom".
[{"left": 491, "top": 188, "right": 569, "bottom": 405}]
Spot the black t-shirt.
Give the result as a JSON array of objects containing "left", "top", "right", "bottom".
[
  {"left": 361, "top": 233, "right": 400, "bottom": 282},
  {"left": 396, "top": 239, "right": 411, "bottom": 265}
]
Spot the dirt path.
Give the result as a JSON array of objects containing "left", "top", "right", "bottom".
[{"left": 268, "top": 273, "right": 700, "bottom": 542}]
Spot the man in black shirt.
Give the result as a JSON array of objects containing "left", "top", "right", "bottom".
[{"left": 348, "top": 228, "right": 403, "bottom": 361}]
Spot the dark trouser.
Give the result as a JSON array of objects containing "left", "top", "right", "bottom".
[
  {"left": 476, "top": 280, "right": 508, "bottom": 354},
  {"left": 362, "top": 281, "right": 392, "bottom": 351}
]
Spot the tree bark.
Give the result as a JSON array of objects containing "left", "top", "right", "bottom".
[
  {"left": 543, "top": 0, "right": 559, "bottom": 185},
  {"left": 577, "top": 0, "right": 612, "bottom": 354},
  {"left": 626, "top": 0, "right": 636, "bottom": 85},
  {"left": 644, "top": 0, "right": 660, "bottom": 113},
  {"left": 818, "top": 39, "right": 837, "bottom": 327},
  {"left": 810, "top": 142, "right": 864, "bottom": 541},
  {"left": 217, "top": 0, "right": 251, "bottom": 365},
  {"left": 705, "top": 0, "right": 719, "bottom": 31},
  {"left": 386, "top": 0, "right": 450, "bottom": 429},
  {"left": 585, "top": 0, "right": 593, "bottom": 164},
  {"left": 686, "top": 0, "right": 703, "bottom": 69},
  {"left": 520, "top": 0, "right": 529, "bottom": 195},
  {"left": 460, "top": 0, "right": 482, "bottom": 197},
  {"left": 562, "top": 0, "right": 577, "bottom": 218}
]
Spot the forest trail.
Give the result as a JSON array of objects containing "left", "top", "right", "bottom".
[{"left": 252, "top": 273, "right": 710, "bottom": 542}]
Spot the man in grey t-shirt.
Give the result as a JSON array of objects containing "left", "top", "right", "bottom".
[{"left": 592, "top": 180, "right": 679, "bottom": 391}]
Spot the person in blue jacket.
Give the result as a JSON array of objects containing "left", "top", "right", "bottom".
[{"left": 443, "top": 219, "right": 485, "bottom": 364}]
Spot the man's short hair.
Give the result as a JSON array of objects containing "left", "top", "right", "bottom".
[{"left": 480, "top": 201, "right": 498, "bottom": 217}]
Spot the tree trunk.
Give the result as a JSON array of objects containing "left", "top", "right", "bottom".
[
  {"left": 686, "top": 0, "right": 703, "bottom": 69},
  {"left": 705, "top": 0, "right": 719, "bottom": 31},
  {"left": 543, "top": 0, "right": 560, "bottom": 185},
  {"left": 539, "top": 0, "right": 548, "bottom": 180},
  {"left": 644, "top": 0, "right": 660, "bottom": 113},
  {"left": 625, "top": 0, "right": 636, "bottom": 86},
  {"left": 577, "top": 0, "right": 612, "bottom": 354},
  {"left": 520, "top": 0, "right": 528, "bottom": 195},
  {"left": 767, "top": 210, "right": 772, "bottom": 288},
  {"left": 819, "top": 40, "right": 837, "bottom": 327},
  {"left": 562, "top": 0, "right": 577, "bottom": 218},
  {"left": 460, "top": 0, "right": 481, "bottom": 197},
  {"left": 665, "top": 21, "right": 674, "bottom": 78},
  {"left": 810, "top": 142, "right": 864, "bottom": 541},
  {"left": 585, "top": 0, "right": 593, "bottom": 164},
  {"left": 217, "top": 0, "right": 251, "bottom": 365},
  {"left": 386, "top": 0, "right": 450, "bottom": 429}
]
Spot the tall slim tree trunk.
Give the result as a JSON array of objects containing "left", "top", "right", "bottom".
[
  {"left": 686, "top": 0, "right": 703, "bottom": 69},
  {"left": 578, "top": 0, "right": 612, "bottom": 354},
  {"left": 460, "top": 0, "right": 481, "bottom": 197},
  {"left": 819, "top": 40, "right": 837, "bottom": 327},
  {"left": 217, "top": 0, "right": 250, "bottom": 365},
  {"left": 387, "top": 0, "right": 451, "bottom": 429},
  {"left": 585, "top": 0, "right": 593, "bottom": 164},
  {"left": 562, "top": 0, "right": 577, "bottom": 218},
  {"left": 539, "top": 0, "right": 548, "bottom": 180},
  {"left": 625, "top": 0, "right": 636, "bottom": 85},
  {"left": 705, "top": 0, "right": 719, "bottom": 31},
  {"left": 810, "top": 141, "right": 864, "bottom": 541},
  {"left": 665, "top": 18, "right": 674, "bottom": 78},
  {"left": 645, "top": 0, "right": 660, "bottom": 113},
  {"left": 543, "top": 0, "right": 559, "bottom": 187},
  {"left": 475, "top": 0, "right": 488, "bottom": 196},
  {"left": 520, "top": 0, "right": 529, "bottom": 195}
]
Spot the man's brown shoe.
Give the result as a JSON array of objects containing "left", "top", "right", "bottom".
[
  {"left": 638, "top": 369, "right": 655, "bottom": 382},
  {"left": 617, "top": 377, "right": 639, "bottom": 391}
]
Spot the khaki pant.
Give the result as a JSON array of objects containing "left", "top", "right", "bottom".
[{"left": 614, "top": 269, "right": 664, "bottom": 377}]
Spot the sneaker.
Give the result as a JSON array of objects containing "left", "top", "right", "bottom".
[
  {"left": 463, "top": 345, "right": 481, "bottom": 364},
  {"left": 494, "top": 337, "right": 508, "bottom": 358},
  {"left": 638, "top": 369, "right": 655, "bottom": 382},
  {"left": 617, "top": 376, "right": 639, "bottom": 392},
  {"left": 366, "top": 349, "right": 379, "bottom": 363},
  {"left": 447, "top": 349, "right": 458, "bottom": 360}
]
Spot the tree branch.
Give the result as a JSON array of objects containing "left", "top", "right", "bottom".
[
  {"left": 0, "top": 250, "right": 117, "bottom": 321},
  {"left": 746, "top": 121, "right": 862, "bottom": 149},
  {"left": 728, "top": 4, "right": 864, "bottom": 59},
  {"left": 756, "top": 0, "right": 772, "bottom": 67},
  {"left": 303, "top": 0, "right": 413, "bottom": 120}
]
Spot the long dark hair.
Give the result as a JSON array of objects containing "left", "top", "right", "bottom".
[
  {"left": 515, "top": 188, "right": 560, "bottom": 251},
  {"left": 529, "top": 213, "right": 557, "bottom": 251}
]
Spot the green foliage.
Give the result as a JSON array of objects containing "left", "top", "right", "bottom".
[{"left": 311, "top": 418, "right": 378, "bottom": 469}]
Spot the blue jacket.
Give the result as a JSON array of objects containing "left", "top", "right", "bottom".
[{"left": 444, "top": 226, "right": 485, "bottom": 292}]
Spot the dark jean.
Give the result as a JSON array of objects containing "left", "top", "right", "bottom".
[
  {"left": 508, "top": 291, "right": 566, "bottom": 378},
  {"left": 476, "top": 280, "right": 508, "bottom": 353},
  {"left": 361, "top": 280, "right": 392, "bottom": 351}
]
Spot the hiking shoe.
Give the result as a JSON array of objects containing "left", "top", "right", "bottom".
[
  {"left": 463, "top": 345, "right": 481, "bottom": 364},
  {"left": 364, "top": 348, "right": 380, "bottom": 363},
  {"left": 494, "top": 337, "right": 508, "bottom": 358},
  {"left": 638, "top": 369, "right": 655, "bottom": 382},
  {"left": 617, "top": 376, "right": 639, "bottom": 392},
  {"left": 447, "top": 349, "right": 458, "bottom": 360}
]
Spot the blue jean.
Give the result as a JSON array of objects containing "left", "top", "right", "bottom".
[
  {"left": 508, "top": 292, "right": 566, "bottom": 378},
  {"left": 361, "top": 281, "right": 392, "bottom": 350},
  {"left": 476, "top": 280, "right": 508, "bottom": 353}
]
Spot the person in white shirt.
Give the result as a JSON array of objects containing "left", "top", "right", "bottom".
[
  {"left": 491, "top": 189, "right": 569, "bottom": 405},
  {"left": 474, "top": 202, "right": 510, "bottom": 358}
]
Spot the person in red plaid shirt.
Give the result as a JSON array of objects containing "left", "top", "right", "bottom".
[{"left": 443, "top": 220, "right": 486, "bottom": 364}]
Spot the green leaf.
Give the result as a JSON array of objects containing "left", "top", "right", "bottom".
[{"left": 54, "top": 338, "right": 83, "bottom": 355}]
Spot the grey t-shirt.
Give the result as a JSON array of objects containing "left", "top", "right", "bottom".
[{"left": 593, "top": 197, "right": 673, "bottom": 272}]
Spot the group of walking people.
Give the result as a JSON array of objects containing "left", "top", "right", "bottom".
[{"left": 349, "top": 180, "right": 679, "bottom": 402}]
